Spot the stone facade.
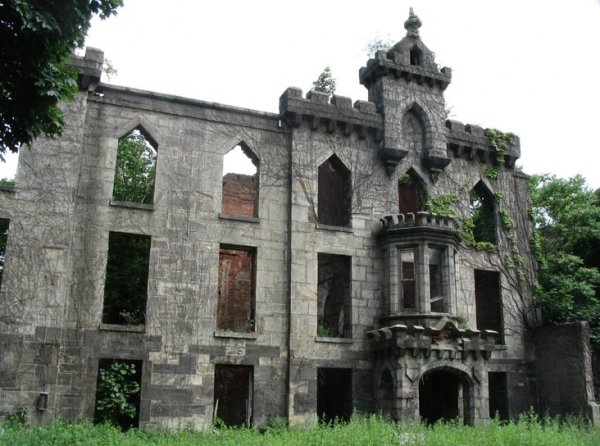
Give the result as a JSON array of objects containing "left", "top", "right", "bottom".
[{"left": 0, "top": 11, "right": 597, "bottom": 428}]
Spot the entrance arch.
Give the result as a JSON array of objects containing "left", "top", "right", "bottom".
[{"left": 418, "top": 367, "right": 473, "bottom": 424}]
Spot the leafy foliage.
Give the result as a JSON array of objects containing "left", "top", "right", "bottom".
[
  {"left": 112, "top": 130, "right": 157, "bottom": 205},
  {"left": 0, "top": 0, "right": 123, "bottom": 154},
  {"left": 312, "top": 66, "right": 336, "bottom": 96},
  {"left": 95, "top": 360, "right": 140, "bottom": 429},
  {"left": 530, "top": 175, "right": 600, "bottom": 346},
  {"left": 3, "top": 414, "right": 600, "bottom": 445},
  {"left": 364, "top": 35, "right": 394, "bottom": 57}
]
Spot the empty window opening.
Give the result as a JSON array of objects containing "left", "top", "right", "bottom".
[
  {"left": 317, "top": 253, "right": 351, "bottom": 338},
  {"left": 102, "top": 232, "right": 151, "bottom": 325},
  {"left": 428, "top": 247, "right": 447, "bottom": 312},
  {"left": 113, "top": 128, "right": 157, "bottom": 205},
  {"left": 318, "top": 155, "right": 351, "bottom": 227},
  {"left": 377, "top": 369, "right": 395, "bottom": 420},
  {"left": 475, "top": 269, "right": 504, "bottom": 342},
  {"left": 94, "top": 359, "right": 142, "bottom": 430},
  {"left": 410, "top": 45, "right": 423, "bottom": 66},
  {"left": 488, "top": 372, "right": 509, "bottom": 421},
  {"left": 399, "top": 249, "right": 416, "bottom": 310},
  {"left": 222, "top": 144, "right": 259, "bottom": 217},
  {"left": 470, "top": 182, "right": 497, "bottom": 245},
  {"left": 419, "top": 369, "right": 470, "bottom": 425},
  {"left": 0, "top": 218, "right": 9, "bottom": 289},
  {"left": 402, "top": 111, "right": 425, "bottom": 154},
  {"left": 214, "top": 365, "right": 253, "bottom": 427},
  {"left": 217, "top": 246, "right": 255, "bottom": 333},
  {"left": 317, "top": 368, "right": 352, "bottom": 423}
]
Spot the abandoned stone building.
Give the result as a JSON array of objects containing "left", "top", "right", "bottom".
[{"left": 1, "top": 11, "right": 598, "bottom": 429}]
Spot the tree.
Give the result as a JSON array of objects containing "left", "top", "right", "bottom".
[
  {"left": 312, "top": 66, "right": 336, "bottom": 96},
  {"left": 530, "top": 175, "right": 600, "bottom": 347},
  {"left": 364, "top": 34, "right": 394, "bottom": 58},
  {"left": 0, "top": 0, "right": 123, "bottom": 155},
  {"left": 112, "top": 130, "right": 157, "bottom": 205}
]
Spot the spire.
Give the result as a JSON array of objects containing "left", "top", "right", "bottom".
[{"left": 404, "top": 7, "right": 422, "bottom": 38}]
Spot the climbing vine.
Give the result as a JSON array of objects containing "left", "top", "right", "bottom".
[{"left": 484, "top": 128, "right": 515, "bottom": 180}]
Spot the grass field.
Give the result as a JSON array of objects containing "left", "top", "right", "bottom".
[{"left": 2, "top": 413, "right": 600, "bottom": 446}]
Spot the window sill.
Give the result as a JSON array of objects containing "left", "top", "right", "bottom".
[
  {"left": 315, "top": 336, "right": 353, "bottom": 344},
  {"left": 494, "top": 344, "right": 508, "bottom": 350},
  {"left": 214, "top": 330, "right": 257, "bottom": 340},
  {"left": 99, "top": 323, "right": 145, "bottom": 333},
  {"left": 110, "top": 200, "right": 154, "bottom": 211},
  {"left": 316, "top": 223, "right": 353, "bottom": 233},
  {"left": 219, "top": 213, "right": 260, "bottom": 224}
]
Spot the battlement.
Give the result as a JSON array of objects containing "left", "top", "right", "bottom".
[
  {"left": 359, "top": 49, "right": 452, "bottom": 91},
  {"left": 279, "top": 87, "right": 383, "bottom": 140},
  {"left": 380, "top": 211, "right": 459, "bottom": 231},
  {"left": 445, "top": 120, "right": 521, "bottom": 168}
]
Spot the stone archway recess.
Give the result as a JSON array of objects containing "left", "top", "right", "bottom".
[{"left": 418, "top": 366, "right": 474, "bottom": 425}]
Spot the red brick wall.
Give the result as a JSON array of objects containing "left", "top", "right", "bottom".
[
  {"left": 217, "top": 246, "right": 255, "bottom": 332},
  {"left": 221, "top": 173, "right": 258, "bottom": 217}
]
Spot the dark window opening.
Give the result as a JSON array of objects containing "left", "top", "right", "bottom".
[
  {"left": 0, "top": 218, "right": 9, "bottom": 289},
  {"left": 103, "top": 232, "right": 151, "bottom": 325},
  {"left": 488, "top": 372, "right": 509, "bottom": 421},
  {"left": 475, "top": 269, "right": 504, "bottom": 342},
  {"left": 94, "top": 359, "right": 142, "bottom": 430},
  {"left": 214, "top": 364, "right": 253, "bottom": 427},
  {"left": 113, "top": 128, "right": 157, "bottom": 205},
  {"left": 419, "top": 369, "right": 470, "bottom": 425},
  {"left": 318, "top": 155, "right": 351, "bottom": 227},
  {"left": 410, "top": 46, "right": 423, "bottom": 66},
  {"left": 317, "top": 253, "right": 351, "bottom": 338},
  {"left": 398, "top": 171, "right": 426, "bottom": 214},
  {"left": 222, "top": 143, "right": 259, "bottom": 218},
  {"left": 317, "top": 368, "right": 352, "bottom": 423},
  {"left": 400, "top": 250, "right": 416, "bottom": 310},
  {"left": 217, "top": 246, "right": 255, "bottom": 333},
  {"left": 470, "top": 182, "right": 497, "bottom": 245},
  {"left": 377, "top": 369, "right": 395, "bottom": 420},
  {"left": 428, "top": 247, "right": 447, "bottom": 313}
]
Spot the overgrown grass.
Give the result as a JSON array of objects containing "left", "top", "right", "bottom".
[{"left": 2, "top": 414, "right": 600, "bottom": 446}]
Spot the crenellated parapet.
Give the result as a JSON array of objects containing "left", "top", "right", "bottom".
[
  {"left": 445, "top": 120, "right": 521, "bottom": 168},
  {"left": 279, "top": 87, "right": 383, "bottom": 141},
  {"left": 367, "top": 320, "right": 498, "bottom": 360},
  {"left": 359, "top": 50, "right": 452, "bottom": 91},
  {"left": 379, "top": 211, "right": 461, "bottom": 246}
]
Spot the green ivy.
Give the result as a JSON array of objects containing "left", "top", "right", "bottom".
[
  {"left": 424, "top": 193, "right": 459, "bottom": 217},
  {"left": 95, "top": 361, "right": 140, "bottom": 429},
  {"left": 484, "top": 129, "right": 515, "bottom": 180}
]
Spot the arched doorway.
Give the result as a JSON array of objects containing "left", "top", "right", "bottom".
[{"left": 419, "top": 368, "right": 472, "bottom": 424}]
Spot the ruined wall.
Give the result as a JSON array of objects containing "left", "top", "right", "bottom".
[{"left": 534, "top": 322, "right": 599, "bottom": 422}]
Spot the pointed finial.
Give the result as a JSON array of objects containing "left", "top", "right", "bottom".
[{"left": 404, "top": 7, "right": 422, "bottom": 38}]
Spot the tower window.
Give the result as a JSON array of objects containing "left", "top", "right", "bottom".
[
  {"left": 410, "top": 46, "right": 423, "bottom": 66},
  {"left": 470, "top": 181, "right": 497, "bottom": 245}
]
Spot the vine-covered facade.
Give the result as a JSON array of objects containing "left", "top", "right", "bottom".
[{"left": 0, "top": 10, "right": 597, "bottom": 428}]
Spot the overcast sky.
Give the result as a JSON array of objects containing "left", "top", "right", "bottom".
[{"left": 3, "top": 0, "right": 599, "bottom": 188}]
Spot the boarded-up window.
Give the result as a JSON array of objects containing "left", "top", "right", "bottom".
[
  {"left": 475, "top": 269, "right": 503, "bottom": 342},
  {"left": 318, "top": 155, "right": 351, "bottom": 227},
  {"left": 103, "top": 232, "right": 151, "bottom": 325},
  {"left": 317, "top": 253, "right": 351, "bottom": 338},
  {"left": 221, "top": 143, "right": 259, "bottom": 217},
  {"left": 217, "top": 246, "right": 255, "bottom": 332},
  {"left": 214, "top": 364, "right": 253, "bottom": 427}
]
